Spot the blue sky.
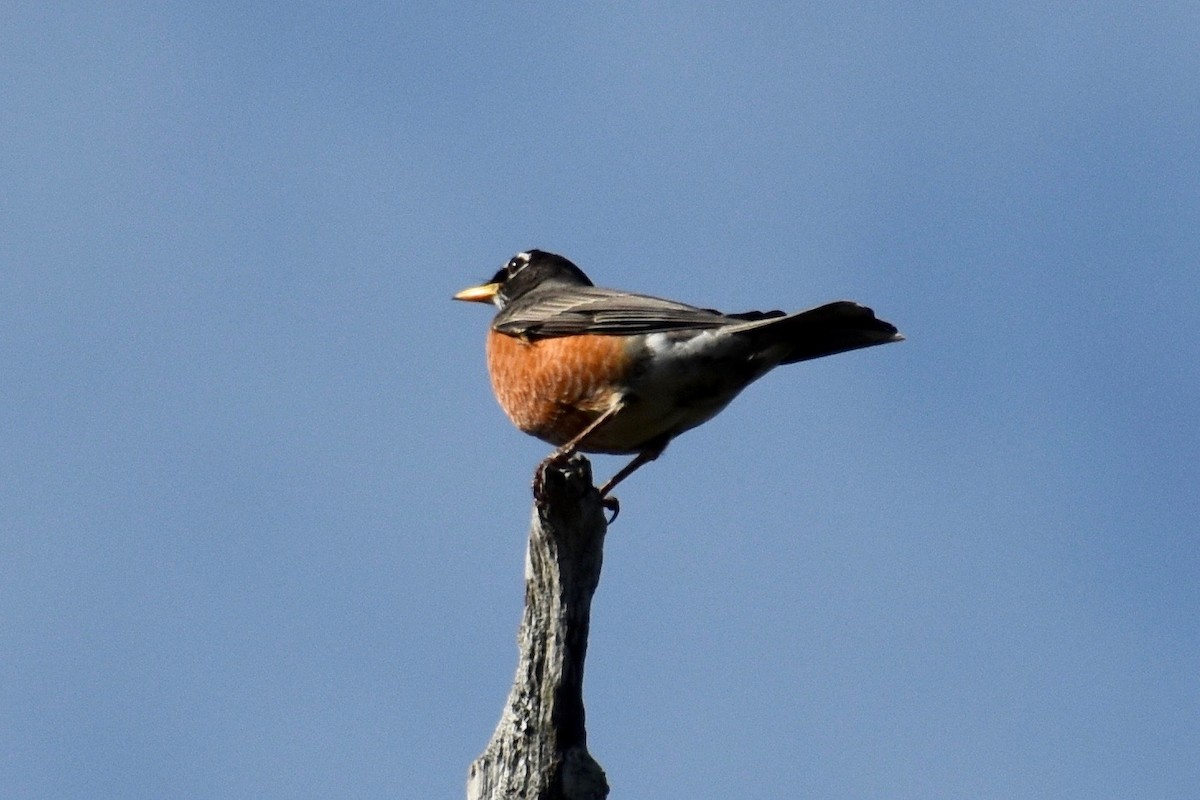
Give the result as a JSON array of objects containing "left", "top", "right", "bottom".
[{"left": 3, "top": 3, "right": 1197, "bottom": 798}]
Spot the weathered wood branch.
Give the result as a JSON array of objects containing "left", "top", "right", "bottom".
[{"left": 467, "top": 455, "right": 610, "bottom": 800}]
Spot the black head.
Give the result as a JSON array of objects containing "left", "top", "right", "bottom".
[{"left": 454, "top": 250, "right": 593, "bottom": 308}]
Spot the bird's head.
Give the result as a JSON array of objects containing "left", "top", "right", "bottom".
[{"left": 453, "top": 250, "right": 592, "bottom": 309}]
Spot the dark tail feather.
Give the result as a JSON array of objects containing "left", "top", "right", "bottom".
[{"left": 737, "top": 301, "right": 903, "bottom": 364}]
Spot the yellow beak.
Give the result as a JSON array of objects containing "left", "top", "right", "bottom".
[{"left": 452, "top": 282, "right": 500, "bottom": 303}]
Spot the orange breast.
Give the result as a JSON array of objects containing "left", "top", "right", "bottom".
[{"left": 486, "top": 330, "right": 632, "bottom": 447}]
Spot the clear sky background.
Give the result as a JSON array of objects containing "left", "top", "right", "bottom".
[{"left": 3, "top": 4, "right": 1197, "bottom": 798}]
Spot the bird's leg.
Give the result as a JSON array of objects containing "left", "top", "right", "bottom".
[
  {"left": 546, "top": 401, "right": 625, "bottom": 464},
  {"left": 533, "top": 401, "right": 625, "bottom": 500},
  {"left": 595, "top": 448, "right": 660, "bottom": 524},
  {"left": 594, "top": 438, "right": 669, "bottom": 522},
  {"left": 598, "top": 441, "right": 666, "bottom": 498}
]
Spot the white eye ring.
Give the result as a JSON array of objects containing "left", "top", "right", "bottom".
[{"left": 508, "top": 252, "right": 532, "bottom": 273}]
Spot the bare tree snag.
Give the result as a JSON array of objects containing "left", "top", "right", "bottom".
[{"left": 467, "top": 455, "right": 610, "bottom": 800}]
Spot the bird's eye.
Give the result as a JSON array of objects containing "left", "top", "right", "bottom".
[{"left": 506, "top": 252, "right": 531, "bottom": 276}]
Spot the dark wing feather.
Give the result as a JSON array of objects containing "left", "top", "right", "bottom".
[{"left": 493, "top": 285, "right": 743, "bottom": 338}]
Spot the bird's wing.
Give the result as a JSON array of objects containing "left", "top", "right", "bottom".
[{"left": 493, "top": 286, "right": 783, "bottom": 338}]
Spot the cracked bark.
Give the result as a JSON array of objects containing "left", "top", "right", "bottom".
[{"left": 467, "top": 455, "right": 610, "bottom": 800}]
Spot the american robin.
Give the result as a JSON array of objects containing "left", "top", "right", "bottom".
[{"left": 455, "top": 249, "right": 902, "bottom": 511}]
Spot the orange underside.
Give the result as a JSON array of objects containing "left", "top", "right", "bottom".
[{"left": 486, "top": 330, "right": 631, "bottom": 447}]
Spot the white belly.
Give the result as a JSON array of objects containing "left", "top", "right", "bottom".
[{"left": 578, "top": 330, "right": 782, "bottom": 453}]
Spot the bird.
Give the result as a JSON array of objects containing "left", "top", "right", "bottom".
[{"left": 454, "top": 249, "right": 902, "bottom": 514}]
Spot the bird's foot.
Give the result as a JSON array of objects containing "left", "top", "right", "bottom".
[
  {"left": 601, "top": 494, "right": 620, "bottom": 525},
  {"left": 532, "top": 449, "right": 619, "bottom": 524},
  {"left": 532, "top": 447, "right": 576, "bottom": 503}
]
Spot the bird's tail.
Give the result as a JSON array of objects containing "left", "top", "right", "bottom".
[{"left": 729, "top": 301, "right": 903, "bottom": 364}]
